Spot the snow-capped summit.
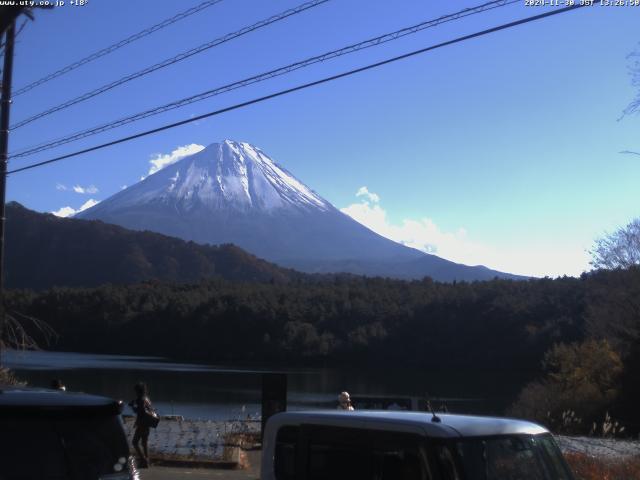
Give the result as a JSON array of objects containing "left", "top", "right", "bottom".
[
  {"left": 78, "top": 140, "right": 521, "bottom": 281},
  {"left": 100, "top": 140, "right": 330, "bottom": 214}
]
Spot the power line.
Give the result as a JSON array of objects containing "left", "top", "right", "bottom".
[
  {"left": 12, "top": 0, "right": 225, "bottom": 97},
  {"left": 10, "top": 0, "right": 518, "bottom": 159},
  {"left": 7, "top": 3, "right": 588, "bottom": 176},
  {"left": 10, "top": 0, "right": 330, "bottom": 130},
  {"left": 0, "top": 18, "right": 28, "bottom": 54},
  {"left": 7, "top": 3, "right": 589, "bottom": 174}
]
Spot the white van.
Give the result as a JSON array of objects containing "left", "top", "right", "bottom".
[{"left": 262, "top": 411, "right": 574, "bottom": 480}]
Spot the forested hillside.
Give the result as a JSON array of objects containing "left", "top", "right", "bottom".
[{"left": 5, "top": 202, "right": 300, "bottom": 288}]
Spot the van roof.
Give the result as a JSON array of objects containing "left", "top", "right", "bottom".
[
  {"left": 0, "top": 387, "right": 122, "bottom": 417},
  {"left": 267, "top": 410, "right": 548, "bottom": 438}
]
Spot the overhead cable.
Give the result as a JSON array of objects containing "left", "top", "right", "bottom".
[
  {"left": 10, "top": 0, "right": 518, "bottom": 158},
  {"left": 7, "top": 3, "right": 589, "bottom": 175},
  {"left": 12, "top": 0, "right": 225, "bottom": 97},
  {"left": 10, "top": 0, "right": 330, "bottom": 130}
]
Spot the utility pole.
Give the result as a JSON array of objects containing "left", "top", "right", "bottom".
[{"left": 0, "top": 20, "right": 16, "bottom": 361}]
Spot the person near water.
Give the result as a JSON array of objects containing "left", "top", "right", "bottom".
[
  {"left": 337, "top": 391, "right": 354, "bottom": 410},
  {"left": 128, "top": 382, "right": 154, "bottom": 468},
  {"left": 50, "top": 379, "right": 66, "bottom": 391}
]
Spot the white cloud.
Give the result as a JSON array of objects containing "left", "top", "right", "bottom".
[
  {"left": 51, "top": 206, "right": 76, "bottom": 217},
  {"left": 73, "top": 184, "right": 99, "bottom": 194},
  {"left": 55, "top": 183, "right": 67, "bottom": 191},
  {"left": 341, "top": 187, "right": 589, "bottom": 278},
  {"left": 146, "top": 144, "right": 204, "bottom": 177},
  {"left": 52, "top": 199, "right": 100, "bottom": 218},
  {"left": 356, "top": 186, "right": 380, "bottom": 203}
]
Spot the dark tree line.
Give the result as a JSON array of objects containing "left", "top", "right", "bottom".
[{"left": 4, "top": 275, "right": 587, "bottom": 372}]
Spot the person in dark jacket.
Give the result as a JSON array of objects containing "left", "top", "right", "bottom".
[
  {"left": 50, "top": 379, "right": 66, "bottom": 391},
  {"left": 128, "top": 382, "right": 154, "bottom": 468}
]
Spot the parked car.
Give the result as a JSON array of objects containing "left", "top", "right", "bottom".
[
  {"left": 262, "top": 410, "right": 574, "bottom": 480},
  {"left": 0, "top": 386, "right": 138, "bottom": 480}
]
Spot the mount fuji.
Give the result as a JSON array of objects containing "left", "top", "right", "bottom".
[{"left": 77, "top": 140, "right": 521, "bottom": 281}]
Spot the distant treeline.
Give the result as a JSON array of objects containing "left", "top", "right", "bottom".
[{"left": 5, "top": 274, "right": 595, "bottom": 369}]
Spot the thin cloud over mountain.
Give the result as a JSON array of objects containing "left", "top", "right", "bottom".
[
  {"left": 146, "top": 143, "right": 205, "bottom": 177},
  {"left": 52, "top": 199, "right": 100, "bottom": 218},
  {"left": 340, "top": 187, "right": 587, "bottom": 277},
  {"left": 73, "top": 184, "right": 99, "bottom": 194}
]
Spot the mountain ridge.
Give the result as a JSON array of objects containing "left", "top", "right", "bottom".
[
  {"left": 77, "top": 139, "right": 524, "bottom": 281},
  {"left": 5, "top": 202, "right": 301, "bottom": 290}
]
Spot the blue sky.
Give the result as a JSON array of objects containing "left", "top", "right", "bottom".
[{"left": 5, "top": 0, "right": 640, "bottom": 277}]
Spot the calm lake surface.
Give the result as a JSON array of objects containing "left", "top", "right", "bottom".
[{"left": 3, "top": 350, "right": 522, "bottom": 420}]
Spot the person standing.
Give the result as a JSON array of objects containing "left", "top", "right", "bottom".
[
  {"left": 129, "top": 382, "right": 154, "bottom": 468},
  {"left": 337, "top": 391, "right": 354, "bottom": 411},
  {"left": 50, "top": 379, "right": 66, "bottom": 391}
]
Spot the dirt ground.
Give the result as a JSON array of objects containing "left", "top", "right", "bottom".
[
  {"left": 141, "top": 467, "right": 257, "bottom": 480},
  {"left": 142, "top": 451, "right": 261, "bottom": 480}
]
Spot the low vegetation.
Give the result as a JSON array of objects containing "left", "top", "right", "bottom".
[
  {"left": 508, "top": 340, "right": 624, "bottom": 434},
  {"left": 0, "top": 367, "right": 25, "bottom": 386},
  {"left": 565, "top": 452, "right": 640, "bottom": 480}
]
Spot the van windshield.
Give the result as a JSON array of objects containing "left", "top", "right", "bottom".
[{"left": 436, "top": 434, "right": 573, "bottom": 480}]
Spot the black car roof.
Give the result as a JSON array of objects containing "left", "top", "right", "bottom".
[{"left": 0, "top": 386, "right": 123, "bottom": 417}]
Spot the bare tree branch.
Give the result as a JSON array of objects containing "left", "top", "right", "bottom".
[
  {"left": 0, "top": 309, "right": 57, "bottom": 351},
  {"left": 590, "top": 219, "right": 640, "bottom": 270},
  {"left": 622, "top": 44, "right": 640, "bottom": 117},
  {"left": 619, "top": 150, "right": 640, "bottom": 156}
]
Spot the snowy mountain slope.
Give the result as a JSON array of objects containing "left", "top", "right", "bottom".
[
  {"left": 93, "top": 141, "right": 330, "bottom": 214},
  {"left": 78, "top": 140, "right": 521, "bottom": 281}
]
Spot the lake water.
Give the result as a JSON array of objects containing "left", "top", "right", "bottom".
[{"left": 2, "top": 350, "right": 522, "bottom": 421}]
